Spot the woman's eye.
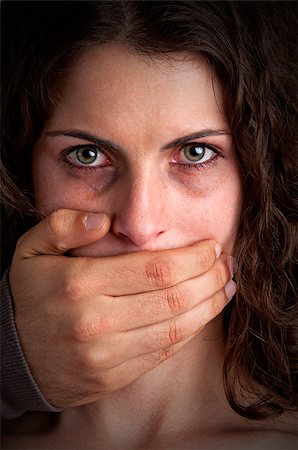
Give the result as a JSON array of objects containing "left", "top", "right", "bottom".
[
  {"left": 178, "top": 144, "right": 216, "bottom": 164},
  {"left": 65, "top": 146, "right": 109, "bottom": 167}
]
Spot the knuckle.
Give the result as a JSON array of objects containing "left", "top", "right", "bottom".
[
  {"left": 149, "top": 321, "right": 184, "bottom": 350},
  {"left": 141, "top": 351, "right": 159, "bottom": 365},
  {"left": 75, "top": 350, "right": 116, "bottom": 393},
  {"left": 95, "top": 348, "right": 114, "bottom": 369},
  {"left": 197, "top": 246, "right": 212, "bottom": 270},
  {"left": 63, "top": 273, "right": 84, "bottom": 302},
  {"left": 96, "top": 373, "right": 113, "bottom": 395},
  {"left": 168, "top": 320, "right": 185, "bottom": 345},
  {"left": 139, "top": 345, "right": 176, "bottom": 373},
  {"left": 70, "top": 317, "right": 100, "bottom": 343},
  {"left": 145, "top": 257, "right": 175, "bottom": 288},
  {"left": 69, "top": 309, "right": 112, "bottom": 344},
  {"left": 15, "top": 233, "right": 27, "bottom": 252},
  {"left": 76, "top": 347, "right": 99, "bottom": 371},
  {"left": 14, "top": 229, "right": 35, "bottom": 256},
  {"left": 210, "top": 295, "right": 222, "bottom": 318},
  {"left": 161, "top": 346, "right": 174, "bottom": 361},
  {"left": 142, "top": 345, "right": 173, "bottom": 365},
  {"left": 165, "top": 286, "right": 187, "bottom": 315},
  {"left": 213, "top": 266, "right": 224, "bottom": 291},
  {"left": 71, "top": 322, "right": 92, "bottom": 343},
  {"left": 47, "top": 209, "right": 69, "bottom": 249}
]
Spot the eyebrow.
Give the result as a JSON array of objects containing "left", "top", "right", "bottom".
[{"left": 46, "top": 128, "right": 230, "bottom": 152}]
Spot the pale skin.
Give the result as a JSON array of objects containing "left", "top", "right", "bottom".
[{"left": 4, "top": 45, "right": 297, "bottom": 449}]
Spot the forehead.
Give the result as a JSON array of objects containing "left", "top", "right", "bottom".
[{"left": 48, "top": 44, "right": 227, "bottom": 140}]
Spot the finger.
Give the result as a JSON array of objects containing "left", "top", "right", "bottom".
[
  {"left": 112, "top": 254, "right": 231, "bottom": 330},
  {"left": 95, "top": 333, "right": 197, "bottom": 397},
  {"left": 15, "top": 209, "right": 111, "bottom": 258},
  {"left": 92, "top": 283, "right": 235, "bottom": 370},
  {"left": 120, "top": 282, "right": 235, "bottom": 359},
  {"left": 84, "top": 239, "right": 221, "bottom": 296}
]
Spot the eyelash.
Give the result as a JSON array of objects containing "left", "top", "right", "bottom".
[
  {"left": 60, "top": 142, "right": 224, "bottom": 173},
  {"left": 170, "top": 142, "right": 223, "bottom": 171},
  {"left": 60, "top": 145, "right": 111, "bottom": 173}
]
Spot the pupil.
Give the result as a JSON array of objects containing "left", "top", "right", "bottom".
[
  {"left": 186, "top": 145, "right": 205, "bottom": 161},
  {"left": 190, "top": 146, "right": 204, "bottom": 157},
  {"left": 78, "top": 148, "right": 96, "bottom": 164}
]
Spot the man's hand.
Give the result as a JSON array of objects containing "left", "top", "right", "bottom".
[{"left": 9, "top": 209, "right": 235, "bottom": 408}]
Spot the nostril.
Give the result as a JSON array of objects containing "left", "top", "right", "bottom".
[
  {"left": 113, "top": 226, "right": 165, "bottom": 248},
  {"left": 111, "top": 204, "right": 168, "bottom": 247},
  {"left": 114, "top": 231, "right": 131, "bottom": 241}
]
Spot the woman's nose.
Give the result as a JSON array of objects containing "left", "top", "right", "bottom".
[{"left": 111, "top": 174, "right": 168, "bottom": 248}]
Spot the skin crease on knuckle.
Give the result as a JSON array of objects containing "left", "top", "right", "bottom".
[
  {"left": 144, "top": 256, "right": 176, "bottom": 288},
  {"left": 164, "top": 284, "right": 188, "bottom": 316},
  {"left": 8, "top": 40, "right": 296, "bottom": 450},
  {"left": 46, "top": 209, "right": 72, "bottom": 248},
  {"left": 209, "top": 291, "right": 226, "bottom": 319},
  {"left": 212, "top": 265, "right": 226, "bottom": 293},
  {"left": 151, "top": 319, "right": 185, "bottom": 349},
  {"left": 63, "top": 275, "right": 85, "bottom": 304},
  {"left": 70, "top": 316, "right": 107, "bottom": 344},
  {"left": 195, "top": 245, "right": 214, "bottom": 272}
]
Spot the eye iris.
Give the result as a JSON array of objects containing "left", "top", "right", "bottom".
[
  {"left": 77, "top": 148, "right": 97, "bottom": 164},
  {"left": 184, "top": 145, "right": 205, "bottom": 162}
]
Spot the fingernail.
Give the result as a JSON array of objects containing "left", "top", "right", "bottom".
[
  {"left": 227, "top": 256, "right": 235, "bottom": 278},
  {"left": 215, "top": 243, "right": 222, "bottom": 258},
  {"left": 84, "top": 213, "right": 107, "bottom": 230},
  {"left": 224, "top": 280, "right": 236, "bottom": 300}
]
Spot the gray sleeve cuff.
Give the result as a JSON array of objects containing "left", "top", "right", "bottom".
[{"left": 1, "top": 269, "right": 62, "bottom": 418}]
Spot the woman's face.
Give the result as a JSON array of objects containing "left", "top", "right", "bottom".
[{"left": 33, "top": 44, "right": 243, "bottom": 256}]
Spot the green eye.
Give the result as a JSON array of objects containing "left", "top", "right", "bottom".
[
  {"left": 65, "top": 145, "right": 109, "bottom": 169},
  {"left": 76, "top": 147, "right": 98, "bottom": 164},
  {"left": 183, "top": 145, "right": 206, "bottom": 162}
]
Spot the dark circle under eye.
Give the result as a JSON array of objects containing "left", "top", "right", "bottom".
[
  {"left": 183, "top": 145, "right": 205, "bottom": 162},
  {"left": 76, "top": 147, "right": 97, "bottom": 164}
]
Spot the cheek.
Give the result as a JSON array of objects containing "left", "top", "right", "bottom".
[
  {"left": 32, "top": 147, "right": 118, "bottom": 215},
  {"left": 34, "top": 175, "right": 102, "bottom": 216},
  {"left": 33, "top": 158, "right": 113, "bottom": 216},
  {"left": 172, "top": 176, "right": 243, "bottom": 254}
]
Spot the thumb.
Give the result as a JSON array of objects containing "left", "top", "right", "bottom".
[{"left": 16, "top": 209, "right": 111, "bottom": 258}]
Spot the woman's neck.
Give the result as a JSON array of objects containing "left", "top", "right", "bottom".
[{"left": 59, "top": 317, "right": 235, "bottom": 448}]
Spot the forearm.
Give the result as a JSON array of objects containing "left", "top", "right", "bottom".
[{"left": 1, "top": 270, "right": 61, "bottom": 418}]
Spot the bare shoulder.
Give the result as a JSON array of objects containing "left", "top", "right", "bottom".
[
  {"left": 223, "top": 429, "right": 298, "bottom": 450},
  {"left": 255, "top": 431, "right": 297, "bottom": 449},
  {"left": 271, "top": 409, "right": 298, "bottom": 434},
  {"left": 187, "top": 409, "right": 298, "bottom": 450},
  {"left": 144, "top": 411, "right": 298, "bottom": 450},
  {"left": 220, "top": 409, "right": 298, "bottom": 450},
  {"left": 175, "top": 415, "right": 297, "bottom": 450},
  {"left": 226, "top": 428, "right": 297, "bottom": 450}
]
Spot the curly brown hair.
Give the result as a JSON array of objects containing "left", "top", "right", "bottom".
[{"left": 1, "top": 1, "right": 297, "bottom": 420}]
